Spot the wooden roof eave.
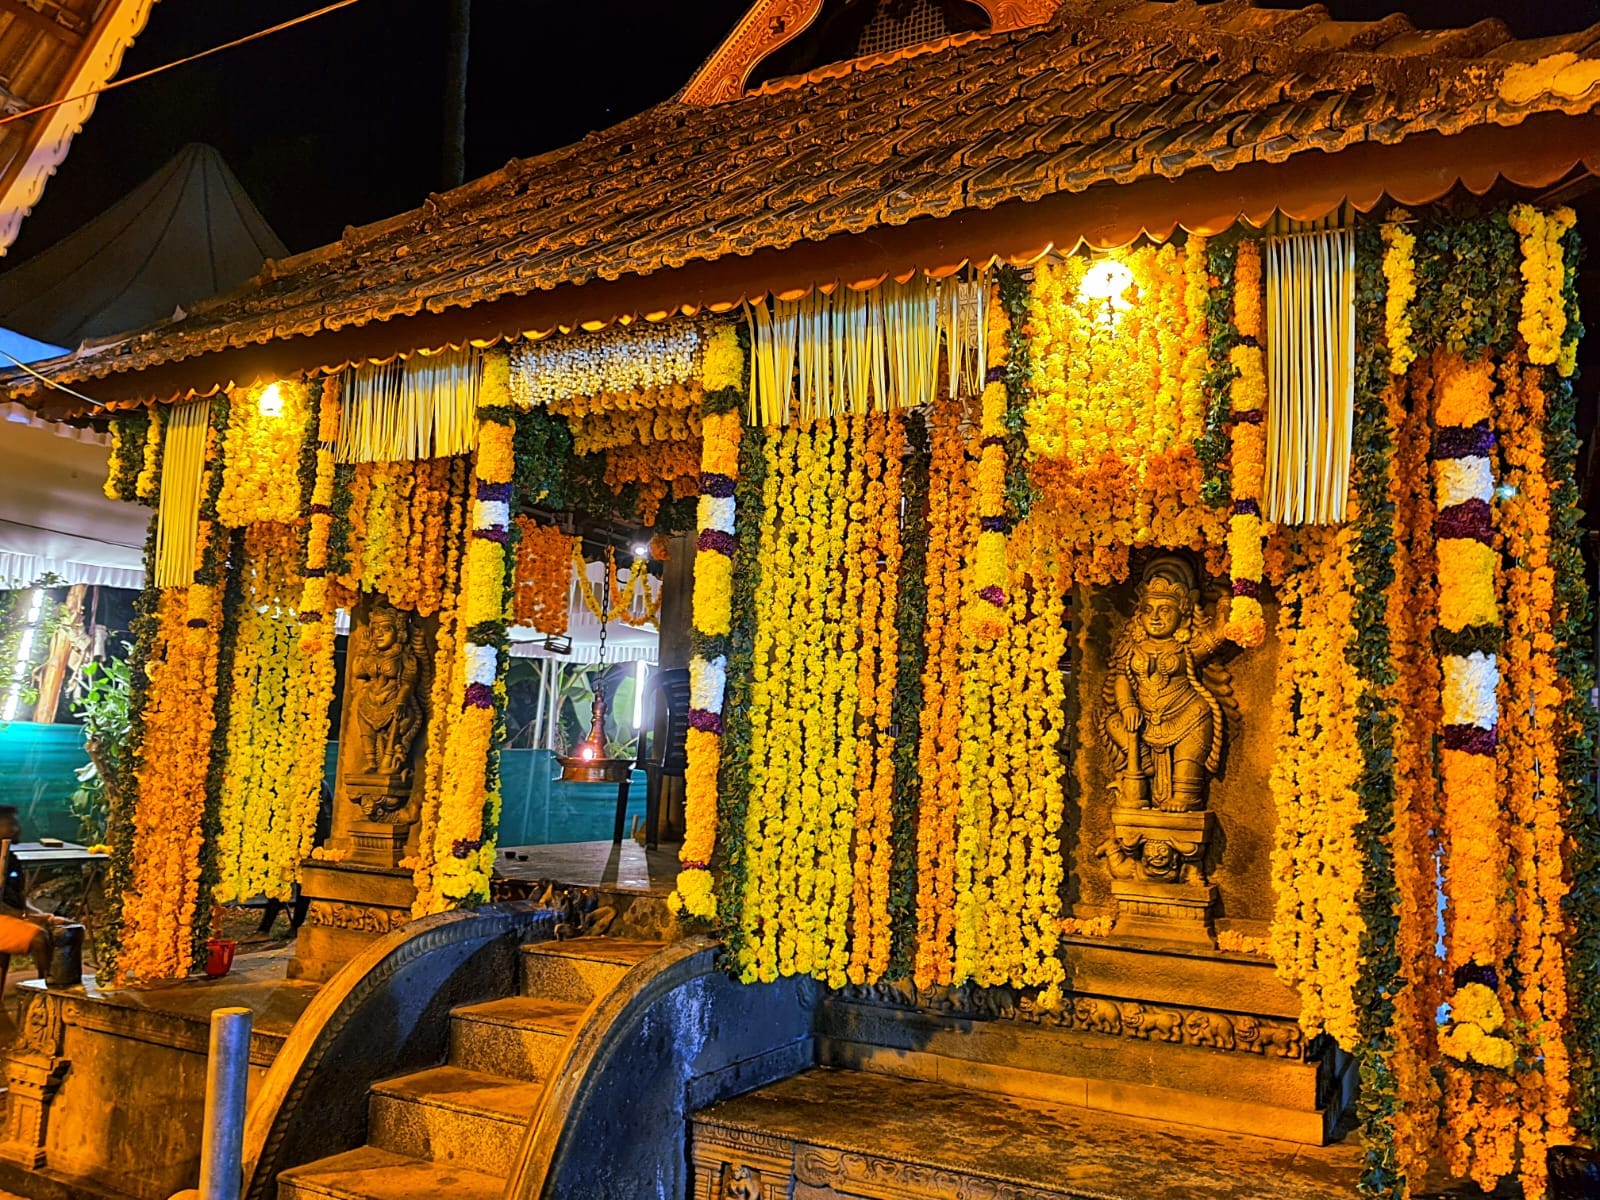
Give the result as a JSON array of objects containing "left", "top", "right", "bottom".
[{"left": 30, "top": 107, "right": 1600, "bottom": 422}]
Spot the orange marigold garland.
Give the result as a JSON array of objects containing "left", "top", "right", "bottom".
[
  {"left": 1225, "top": 240, "right": 1268, "bottom": 647},
  {"left": 511, "top": 516, "right": 575, "bottom": 633},
  {"left": 912, "top": 400, "right": 975, "bottom": 988},
  {"left": 1386, "top": 361, "right": 1447, "bottom": 1185},
  {"left": 1492, "top": 356, "right": 1575, "bottom": 1198},
  {"left": 120, "top": 583, "right": 224, "bottom": 981},
  {"left": 846, "top": 410, "right": 906, "bottom": 983}
]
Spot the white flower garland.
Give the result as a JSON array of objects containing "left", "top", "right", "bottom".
[{"left": 509, "top": 322, "right": 702, "bottom": 407}]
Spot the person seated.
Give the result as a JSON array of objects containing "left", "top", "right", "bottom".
[{"left": 0, "top": 806, "right": 69, "bottom": 977}]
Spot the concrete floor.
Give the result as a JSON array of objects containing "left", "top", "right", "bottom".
[{"left": 493, "top": 839, "right": 681, "bottom": 897}]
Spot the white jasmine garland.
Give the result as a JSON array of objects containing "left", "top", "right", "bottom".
[
  {"left": 466, "top": 644, "right": 499, "bottom": 687},
  {"left": 690, "top": 654, "right": 727, "bottom": 713},
  {"left": 473, "top": 499, "right": 510, "bottom": 530},
  {"left": 1442, "top": 651, "right": 1499, "bottom": 729},
  {"left": 509, "top": 322, "right": 702, "bottom": 407},
  {"left": 1435, "top": 456, "right": 1494, "bottom": 509},
  {"left": 696, "top": 494, "right": 736, "bottom": 535}
]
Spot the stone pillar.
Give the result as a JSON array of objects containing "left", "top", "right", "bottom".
[
  {"left": 0, "top": 992, "right": 68, "bottom": 1167},
  {"left": 652, "top": 531, "right": 695, "bottom": 843},
  {"left": 291, "top": 595, "right": 435, "bottom": 982}
]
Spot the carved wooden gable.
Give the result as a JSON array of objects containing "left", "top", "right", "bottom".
[{"left": 680, "top": 0, "right": 1062, "bottom": 104}]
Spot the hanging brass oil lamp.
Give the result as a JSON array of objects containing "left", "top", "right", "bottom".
[{"left": 556, "top": 548, "right": 633, "bottom": 785}]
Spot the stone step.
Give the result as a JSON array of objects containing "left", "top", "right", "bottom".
[
  {"left": 519, "top": 937, "right": 662, "bottom": 1002},
  {"left": 278, "top": 1145, "right": 504, "bottom": 1200},
  {"left": 368, "top": 1065, "right": 542, "bottom": 1178},
  {"left": 449, "top": 995, "right": 587, "bottom": 1081},
  {"left": 690, "top": 1069, "right": 1362, "bottom": 1200}
]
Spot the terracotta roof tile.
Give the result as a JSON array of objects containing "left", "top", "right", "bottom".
[{"left": 21, "top": 0, "right": 1600, "bottom": 394}]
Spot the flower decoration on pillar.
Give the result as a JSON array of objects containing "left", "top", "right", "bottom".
[{"left": 672, "top": 323, "right": 746, "bottom": 922}]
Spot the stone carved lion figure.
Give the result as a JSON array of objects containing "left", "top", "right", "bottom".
[{"left": 1120, "top": 1001, "right": 1184, "bottom": 1042}]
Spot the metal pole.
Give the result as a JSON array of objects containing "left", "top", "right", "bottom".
[{"left": 198, "top": 1007, "right": 252, "bottom": 1200}]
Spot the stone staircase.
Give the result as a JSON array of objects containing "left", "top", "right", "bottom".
[{"left": 278, "top": 937, "right": 663, "bottom": 1200}]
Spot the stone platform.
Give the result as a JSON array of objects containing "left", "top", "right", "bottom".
[
  {"left": 690, "top": 1068, "right": 1362, "bottom": 1200},
  {"left": 493, "top": 838, "right": 680, "bottom": 896},
  {"left": 0, "top": 949, "right": 319, "bottom": 1200}
]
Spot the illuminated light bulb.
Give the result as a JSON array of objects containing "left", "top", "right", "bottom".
[
  {"left": 257, "top": 382, "right": 284, "bottom": 418},
  {"left": 632, "top": 543, "right": 650, "bottom": 557},
  {"left": 1079, "top": 258, "right": 1135, "bottom": 307}
]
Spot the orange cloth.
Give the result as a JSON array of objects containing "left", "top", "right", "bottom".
[{"left": 0, "top": 913, "right": 40, "bottom": 956}]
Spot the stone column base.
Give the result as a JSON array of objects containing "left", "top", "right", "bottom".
[
  {"left": 1110, "top": 879, "right": 1218, "bottom": 947},
  {"left": 290, "top": 859, "right": 417, "bottom": 983}
]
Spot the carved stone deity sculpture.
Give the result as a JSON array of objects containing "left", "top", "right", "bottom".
[
  {"left": 1100, "top": 556, "right": 1230, "bottom": 814},
  {"left": 346, "top": 600, "right": 428, "bottom": 821},
  {"left": 1093, "top": 555, "right": 1239, "bottom": 944}
]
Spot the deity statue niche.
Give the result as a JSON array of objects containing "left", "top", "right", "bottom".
[
  {"left": 345, "top": 600, "right": 429, "bottom": 822},
  {"left": 1093, "top": 555, "right": 1239, "bottom": 944}
]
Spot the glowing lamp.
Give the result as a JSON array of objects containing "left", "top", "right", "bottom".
[
  {"left": 580, "top": 745, "right": 596, "bottom": 762},
  {"left": 1079, "top": 258, "right": 1134, "bottom": 308},
  {"left": 257, "top": 382, "right": 284, "bottom": 418}
]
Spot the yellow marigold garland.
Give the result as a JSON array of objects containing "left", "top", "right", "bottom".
[
  {"left": 1382, "top": 217, "right": 1418, "bottom": 377},
  {"left": 136, "top": 406, "right": 163, "bottom": 502},
  {"left": 1268, "top": 526, "right": 1366, "bottom": 1050},
  {"left": 847, "top": 411, "right": 905, "bottom": 983},
  {"left": 1509, "top": 204, "right": 1577, "bottom": 375},
  {"left": 416, "top": 352, "right": 514, "bottom": 912},
  {"left": 215, "top": 531, "right": 308, "bottom": 905},
  {"left": 1026, "top": 242, "right": 1223, "bottom": 583},
  {"left": 217, "top": 381, "right": 313, "bottom": 527}
]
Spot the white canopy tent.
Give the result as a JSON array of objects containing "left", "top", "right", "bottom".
[{"left": 0, "top": 403, "right": 145, "bottom": 591}]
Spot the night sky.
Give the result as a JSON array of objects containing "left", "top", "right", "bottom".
[{"left": 8, "top": 0, "right": 1600, "bottom": 264}]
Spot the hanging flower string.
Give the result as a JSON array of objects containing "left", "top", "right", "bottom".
[
  {"left": 418, "top": 352, "right": 515, "bottom": 912},
  {"left": 965, "top": 295, "right": 1010, "bottom": 642},
  {"left": 1226, "top": 240, "right": 1268, "bottom": 647},
  {"left": 671, "top": 324, "right": 745, "bottom": 921}
]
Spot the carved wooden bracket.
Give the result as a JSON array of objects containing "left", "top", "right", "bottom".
[
  {"left": 681, "top": 0, "right": 827, "bottom": 105},
  {"left": 680, "top": 0, "right": 1063, "bottom": 105}
]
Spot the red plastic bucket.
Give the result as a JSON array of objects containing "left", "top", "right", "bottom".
[{"left": 204, "top": 938, "right": 237, "bottom": 978}]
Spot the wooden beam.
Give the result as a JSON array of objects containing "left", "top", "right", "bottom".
[{"left": 0, "top": 0, "right": 82, "bottom": 47}]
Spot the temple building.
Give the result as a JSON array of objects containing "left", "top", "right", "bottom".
[{"left": 4, "top": 1, "right": 1600, "bottom": 1198}]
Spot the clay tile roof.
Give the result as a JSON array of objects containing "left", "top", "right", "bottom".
[{"left": 19, "top": 0, "right": 1600, "bottom": 399}]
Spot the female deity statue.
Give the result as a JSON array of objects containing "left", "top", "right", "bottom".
[
  {"left": 1098, "top": 556, "right": 1231, "bottom": 813},
  {"left": 352, "top": 602, "right": 426, "bottom": 785}
]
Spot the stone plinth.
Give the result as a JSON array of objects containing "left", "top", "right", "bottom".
[
  {"left": 691, "top": 1069, "right": 1361, "bottom": 1200},
  {"left": 0, "top": 955, "right": 315, "bottom": 1200},
  {"left": 289, "top": 859, "right": 417, "bottom": 983},
  {"left": 818, "top": 939, "right": 1345, "bottom": 1147}
]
